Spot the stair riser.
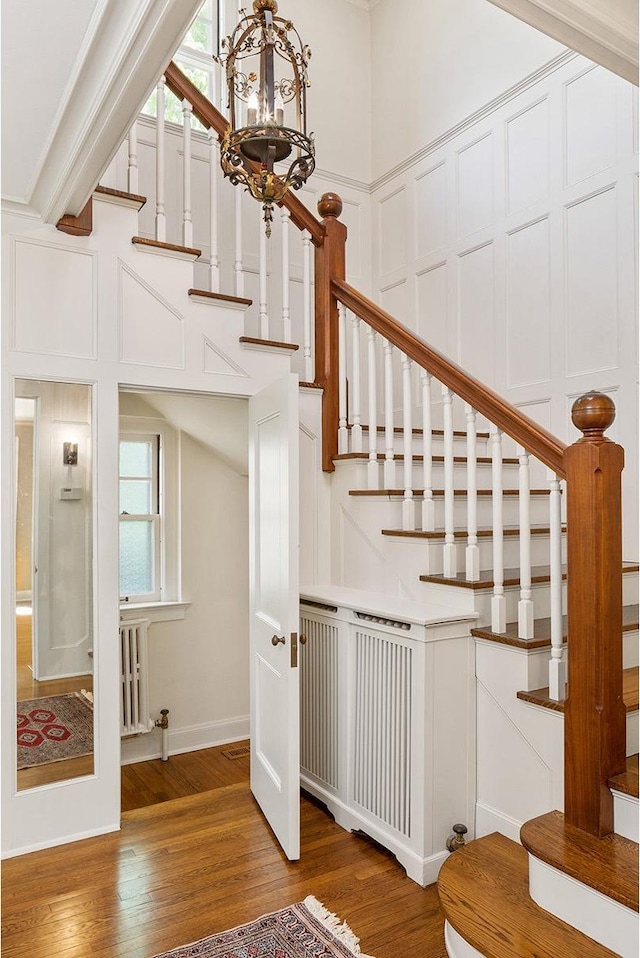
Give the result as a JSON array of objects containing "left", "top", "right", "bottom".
[
  {"left": 384, "top": 534, "right": 565, "bottom": 580},
  {"left": 335, "top": 457, "right": 521, "bottom": 491},
  {"left": 351, "top": 434, "right": 491, "bottom": 459},
  {"left": 348, "top": 493, "right": 555, "bottom": 532},
  {"left": 612, "top": 789, "right": 639, "bottom": 842},
  {"left": 624, "top": 629, "right": 639, "bottom": 668}
]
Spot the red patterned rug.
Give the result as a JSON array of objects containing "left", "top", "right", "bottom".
[
  {"left": 151, "top": 896, "right": 374, "bottom": 957},
  {"left": 17, "top": 692, "right": 93, "bottom": 769}
]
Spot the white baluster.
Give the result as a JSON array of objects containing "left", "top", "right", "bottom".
[
  {"left": 281, "top": 206, "right": 291, "bottom": 342},
  {"left": 182, "top": 99, "right": 193, "bottom": 248},
  {"left": 401, "top": 355, "right": 414, "bottom": 530},
  {"left": 421, "top": 371, "right": 435, "bottom": 532},
  {"left": 302, "top": 231, "right": 312, "bottom": 381},
  {"left": 548, "top": 474, "right": 566, "bottom": 700},
  {"left": 155, "top": 77, "right": 166, "bottom": 242},
  {"left": 351, "top": 315, "right": 363, "bottom": 453},
  {"left": 442, "top": 386, "right": 456, "bottom": 577},
  {"left": 383, "top": 340, "right": 396, "bottom": 488},
  {"left": 128, "top": 124, "right": 139, "bottom": 195},
  {"left": 259, "top": 213, "right": 268, "bottom": 338},
  {"left": 367, "top": 328, "right": 379, "bottom": 490},
  {"left": 491, "top": 426, "right": 506, "bottom": 633},
  {"left": 234, "top": 188, "right": 245, "bottom": 298},
  {"left": 338, "top": 303, "right": 349, "bottom": 454},
  {"left": 517, "top": 448, "right": 534, "bottom": 639},
  {"left": 209, "top": 132, "right": 220, "bottom": 292},
  {"left": 465, "top": 404, "right": 480, "bottom": 581}
]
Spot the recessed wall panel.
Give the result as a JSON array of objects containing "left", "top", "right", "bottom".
[
  {"left": 458, "top": 243, "right": 494, "bottom": 384},
  {"left": 507, "top": 218, "right": 551, "bottom": 388},
  {"left": 565, "top": 67, "right": 617, "bottom": 186},
  {"left": 457, "top": 133, "right": 494, "bottom": 238},
  {"left": 379, "top": 188, "right": 406, "bottom": 275},
  {"left": 13, "top": 240, "right": 96, "bottom": 358},
  {"left": 417, "top": 264, "right": 448, "bottom": 355},
  {"left": 507, "top": 99, "right": 550, "bottom": 213},
  {"left": 416, "top": 162, "right": 447, "bottom": 257},
  {"left": 380, "top": 280, "right": 408, "bottom": 327},
  {"left": 565, "top": 189, "right": 618, "bottom": 377},
  {"left": 119, "top": 264, "right": 185, "bottom": 368}
]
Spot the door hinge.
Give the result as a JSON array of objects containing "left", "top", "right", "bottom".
[{"left": 290, "top": 631, "right": 298, "bottom": 669}]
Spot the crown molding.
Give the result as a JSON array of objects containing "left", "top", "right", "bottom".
[{"left": 486, "top": 0, "right": 638, "bottom": 85}]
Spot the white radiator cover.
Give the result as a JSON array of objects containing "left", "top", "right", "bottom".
[
  {"left": 119, "top": 618, "right": 152, "bottom": 736},
  {"left": 300, "top": 588, "right": 477, "bottom": 886}
]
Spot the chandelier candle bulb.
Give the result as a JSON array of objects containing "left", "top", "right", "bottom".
[{"left": 247, "top": 92, "right": 258, "bottom": 126}]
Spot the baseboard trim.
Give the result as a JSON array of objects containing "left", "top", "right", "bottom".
[
  {"left": 120, "top": 714, "right": 249, "bottom": 765},
  {"left": 1, "top": 822, "right": 120, "bottom": 860},
  {"left": 475, "top": 801, "right": 524, "bottom": 842}
]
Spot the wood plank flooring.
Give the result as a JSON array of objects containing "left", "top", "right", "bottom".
[{"left": 3, "top": 744, "right": 448, "bottom": 958}]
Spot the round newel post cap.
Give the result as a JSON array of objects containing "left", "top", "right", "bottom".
[
  {"left": 318, "top": 192, "right": 343, "bottom": 219},
  {"left": 571, "top": 390, "right": 616, "bottom": 440}
]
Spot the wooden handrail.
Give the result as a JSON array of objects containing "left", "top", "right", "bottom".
[
  {"left": 332, "top": 277, "right": 567, "bottom": 476},
  {"left": 164, "top": 61, "right": 324, "bottom": 246}
]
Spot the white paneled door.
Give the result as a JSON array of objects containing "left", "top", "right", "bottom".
[{"left": 248, "top": 374, "right": 300, "bottom": 860}]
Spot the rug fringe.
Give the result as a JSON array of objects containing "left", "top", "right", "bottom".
[{"left": 303, "top": 896, "right": 375, "bottom": 958}]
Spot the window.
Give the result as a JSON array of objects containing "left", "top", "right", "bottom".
[
  {"left": 142, "top": 0, "right": 220, "bottom": 129},
  {"left": 119, "top": 435, "right": 161, "bottom": 601}
]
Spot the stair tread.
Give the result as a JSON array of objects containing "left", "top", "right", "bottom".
[
  {"left": 421, "top": 561, "right": 639, "bottom": 591},
  {"left": 188, "top": 287, "right": 252, "bottom": 307},
  {"left": 132, "top": 235, "right": 202, "bottom": 256},
  {"left": 517, "top": 665, "right": 639, "bottom": 714},
  {"left": 238, "top": 336, "right": 299, "bottom": 351},
  {"left": 608, "top": 754, "right": 639, "bottom": 799},
  {"left": 472, "top": 603, "right": 639, "bottom": 649},
  {"left": 349, "top": 487, "right": 551, "bottom": 497},
  {"left": 95, "top": 184, "right": 147, "bottom": 206},
  {"left": 334, "top": 452, "right": 519, "bottom": 464},
  {"left": 520, "top": 810, "right": 639, "bottom": 912},
  {"left": 382, "top": 523, "right": 564, "bottom": 541},
  {"left": 437, "top": 831, "right": 621, "bottom": 958}
]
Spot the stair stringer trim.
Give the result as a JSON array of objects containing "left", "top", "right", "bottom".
[
  {"left": 202, "top": 336, "right": 249, "bottom": 378},
  {"left": 336, "top": 503, "right": 418, "bottom": 600},
  {"left": 118, "top": 258, "right": 185, "bottom": 369}
]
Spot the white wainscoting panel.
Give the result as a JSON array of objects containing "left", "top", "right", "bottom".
[
  {"left": 118, "top": 262, "right": 185, "bottom": 368},
  {"left": 507, "top": 217, "right": 551, "bottom": 388},
  {"left": 12, "top": 238, "right": 97, "bottom": 359},
  {"left": 458, "top": 242, "right": 495, "bottom": 385},
  {"left": 564, "top": 187, "right": 618, "bottom": 378},
  {"left": 417, "top": 263, "right": 449, "bottom": 355},
  {"left": 506, "top": 98, "right": 550, "bottom": 214},
  {"left": 456, "top": 133, "right": 494, "bottom": 239},
  {"left": 564, "top": 66, "right": 617, "bottom": 187},
  {"left": 379, "top": 187, "right": 407, "bottom": 276},
  {"left": 415, "top": 162, "right": 448, "bottom": 258}
]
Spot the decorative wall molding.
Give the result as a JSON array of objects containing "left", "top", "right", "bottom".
[{"left": 371, "top": 49, "right": 579, "bottom": 192}]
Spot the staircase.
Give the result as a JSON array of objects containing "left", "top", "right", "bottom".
[{"left": 66, "top": 59, "right": 638, "bottom": 958}]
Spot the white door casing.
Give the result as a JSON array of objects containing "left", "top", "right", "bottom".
[{"left": 248, "top": 373, "right": 300, "bottom": 860}]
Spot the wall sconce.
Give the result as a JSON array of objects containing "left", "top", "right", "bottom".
[{"left": 63, "top": 442, "right": 78, "bottom": 466}]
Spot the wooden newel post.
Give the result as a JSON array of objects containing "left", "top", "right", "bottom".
[
  {"left": 315, "top": 192, "right": 347, "bottom": 472},
  {"left": 563, "top": 391, "right": 626, "bottom": 837}
]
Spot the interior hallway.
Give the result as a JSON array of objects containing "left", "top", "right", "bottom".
[{"left": 2, "top": 743, "right": 448, "bottom": 958}]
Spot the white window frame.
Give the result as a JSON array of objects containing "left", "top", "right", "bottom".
[{"left": 119, "top": 417, "right": 179, "bottom": 607}]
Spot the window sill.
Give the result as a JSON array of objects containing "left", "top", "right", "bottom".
[{"left": 119, "top": 601, "right": 190, "bottom": 624}]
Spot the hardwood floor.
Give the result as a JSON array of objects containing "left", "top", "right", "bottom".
[
  {"left": 15, "top": 613, "right": 94, "bottom": 790},
  {"left": 3, "top": 744, "right": 448, "bottom": 958}
]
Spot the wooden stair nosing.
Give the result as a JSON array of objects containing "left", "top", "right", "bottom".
[
  {"left": 132, "top": 235, "right": 202, "bottom": 257},
  {"left": 608, "top": 753, "right": 639, "bottom": 799},
  {"left": 517, "top": 665, "right": 639, "bottom": 715},
  {"left": 349, "top": 487, "right": 552, "bottom": 498},
  {"left": 334, "top": 452, "right": 519, "bottom": 464},
  {"left": 437, "top": 831, "right": 622, "bottom": 958},
  {"left": 382, "top": 523, "right": 565, "bottom": 541},
  {"left": 472, "top": 603, "right": 639, "bottom": 650},
  {"left": 421, "top": 561, "right": 639, "bottom": 591},
  {"left": 95, "top": 184, "right": 147, "bottom": 208},
  {"left": 520, "top": 810, "right": 639, "bottom": 912},
  {"left": 239, "top": 336, "right": 299, "bottom": 351},
  {"left": 188, "top": 287, "right": 252, "bottom": 307}
]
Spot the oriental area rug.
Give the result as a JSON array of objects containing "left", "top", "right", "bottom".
[
  {"left": 17, "top": 692, "right": 93, "bottom": 769},
  {"left": 151, "top": 896, "right": 375, "bottom": 958}
]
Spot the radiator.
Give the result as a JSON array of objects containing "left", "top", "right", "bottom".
[{"left": 119, "top": 618, "right": 151, "bottom": 736}]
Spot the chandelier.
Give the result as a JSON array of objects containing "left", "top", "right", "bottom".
[{"left": 218, "top": 0, "right": 315, "bottom": 236}]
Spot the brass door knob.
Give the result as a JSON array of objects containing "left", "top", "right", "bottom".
[
  {"left": 271, "top": 634, "right": 285, "bottom": 646},
  {"left": 299, "top": 634, "right": 308, "bottom": 645}
]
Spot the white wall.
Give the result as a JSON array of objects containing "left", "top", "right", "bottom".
[
  {"left": 370, "top": 0, "right": 565, "bottom": 181},
  {"left": 369, "top": 54, "right": 639, "bottom": 556}
]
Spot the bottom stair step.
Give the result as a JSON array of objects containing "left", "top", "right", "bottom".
[
  {"left": 517, "top": 666, "right": 639, "bottom": 714},
  {"left": 609, "top": 753, "right": 639, "bottom": 799},
  {"left": 437, "top": 832, "right": 623, "bottom": 957}
]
